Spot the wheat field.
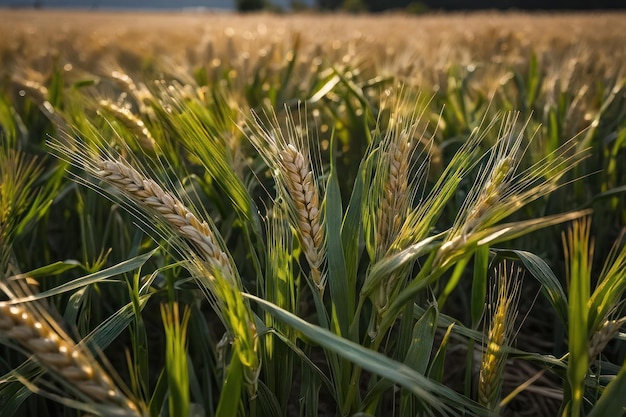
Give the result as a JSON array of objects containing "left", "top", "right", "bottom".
[{"left": 1, "top": 9, "right": 625, "bottom": 417}]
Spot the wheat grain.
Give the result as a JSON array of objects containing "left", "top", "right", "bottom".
[
  {"left": 0, "top": 301, "right": 139, "bottom": 415},
  {"left": 279, "top": 143, "right": 325, "bottom": 290}
]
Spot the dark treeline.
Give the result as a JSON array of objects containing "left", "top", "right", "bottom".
[
  {"left": 315, "top": 0, "right": 624, "bottom": 11},
  {"left": 235, "top": 0, "right": 624, "bottom": 12}
]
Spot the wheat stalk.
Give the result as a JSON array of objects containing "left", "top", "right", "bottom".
[
  {"left": 0, "top": 301, "right": 140, "bottom": 415},
  {"left": 278, "top": 143, "right": 326, "bottom": 290}
]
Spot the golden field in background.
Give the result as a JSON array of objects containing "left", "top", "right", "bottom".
[{"left": 2, "top": 10, "right": 625, "bottom": 77}]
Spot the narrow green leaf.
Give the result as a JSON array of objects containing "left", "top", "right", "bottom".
[
  {"left": 438, "top": 254, "right": 470, "bottom": 308},
  {"left": 307, "top": 74, "right": 340, "bottom": 104},
  {"left": 246, "top": 293, "right": 488, "bottom": 416},
  {"left": 492, "top": 249, "right": 568, "bottom": 325},
  {"left": 84, "top": 295, "right": 151, "bottom": 352},
  {"left": 587, "top": 360, "right": 626, "bottom": 417},
  {"left": 404, "top": 305, "right": 437, "bottom": 374},
  {"left": 362, "top": 234, "right": 442, "bottom": 297},
  {"left": 326, "top": 140, "right": 352, "bottom": 338},
  {"left": 256, "top": 381, "right": 283, "bottom": 417},
  {"left": 428, "top": 323, "right": 455, "bottom": 383},
  {"left": 215, "top": 353, "right": 243, "bottom": 417},
  {"left": 526, "top": 51, "right": 541, "bottom": 110},
  {"left": 471, "top": 245, "right": 490, "bottom": 329},
  {"left": 22, "top": 260, "right": 81, "bottom": 278},
  {"left": 340, "top": 147, "right": 369, "bottom": 324},
  {"left": 149, "top": 369, "right": 169, "bottom": 417},
  {"left": 10, "top": 249, "right": 158, "bottom": 303},
  {"left": 0, "top": 376, "right": 35, "bottom": 417},
  {"left": 162, "top": 304, "right": 191, "bottom": 417}
]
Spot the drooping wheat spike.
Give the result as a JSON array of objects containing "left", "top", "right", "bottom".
[
  {"left": 0, "top": 301, "right": 140, "bottom": 416},
  {"left": 278, "top": 143, "right": 325, "bottom": 290},
  {"left": 434, "top": 112, "right": 588, "bottom": 269},
  {"left": 588, "top": 316, "right": 626, "bottom": 359},
  {"left": 90, "top": 156, "right": 259, "bottom": 393},
  {"left": 94, "top": 157, "right": 233, "bottom": 280},
  {"left": 478, "top": 262, "right": 522, "bottom": 412},
  {"left": 110, "top": 71, "right": 151, "bottom": 105},
  {"left": 98, "top": 99, "right": 155, "bottom": 152},
  {"left": 11, "top": 76, "right": 67, "bottom": 129}
]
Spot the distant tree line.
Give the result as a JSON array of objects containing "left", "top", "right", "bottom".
[
  {"left": 316, "top": 0, "right": 624, "bottom": 11},
  {"left": 235, "top": 0, "right": 623, "bottom": 12}
]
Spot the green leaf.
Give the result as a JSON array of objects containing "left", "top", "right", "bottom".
[
  {"left": 341, "top": 147, "right": 369, "bottom": 329},
  {"left": 11, "top": 249, "right": 158, "bottom": 303},
  {"left": 215, "top": 353, "right": 244, "bottom": 417},
  {"left": 587, "top": 360, "right": 626, "bottom": 417},
  {"left": 0, "top": 373, "right": 36, "bottom": 417},
  {"left": 84, "top": 295, "right": 151, "bottom": 352},
  {"left": 246, "top": 293, "right": 488, "bottom": 416},
  {"left": 471, "top": 245, "right": 490, "bottom": 329},
  {"left": 438, "top": 254, "right": 470, "bottom": 308},
  {"left": 256, "top": 381, "right": 284, "bottom": 417},
  {"left": 404, "top": 305, "right": 437, "bottom": 374},
  {"left": 362, "top": 234, "right": 442, "bottom": 298},
  {"left": 149, "top": 369, "right": 169, "bottom": 417},
  {"left": 326, "top": 137, "right": 352, "bottom": 338},
  {"left": 22, "top": 260, "right": 81, "bottom": 278},
  {"left": 428, "top": 323, "right": 455, "bottom": 383},
  {"left": 162, "top": 304, "right": 191, "bottom": 417},
  {"left": 492, "top": 249, "right": 568, "bottom": 325},
  {"left": 526, "top": 51, "right": 541, "bottom": 110}
]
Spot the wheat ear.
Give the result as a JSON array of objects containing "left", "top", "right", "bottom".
[
  {"left": 94, "top": 158, "right": 233, "bottom": 279},
  {"left": 98, "top": 100, "right": 155, "bottom": 151},
  {"left": 371, "top": 128, "right": 415, "bottom": 317},
  {"left": 0, "top": 302, "right": 139, "bottom": 415},
  {"left": 93, "top": 157, "right": 259, "bottom": 389},
  {"left": 588, "top": 316, "right": 626, "bottom": 359},
  {"left": 478, "top": 263, "right": 521, "bottom": 411},
  {"left": 376, "top": 134, "right": 412, "bottom": 258},
  {"left": 279, "top": 143, "right": 325, "bottom": 290}
]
